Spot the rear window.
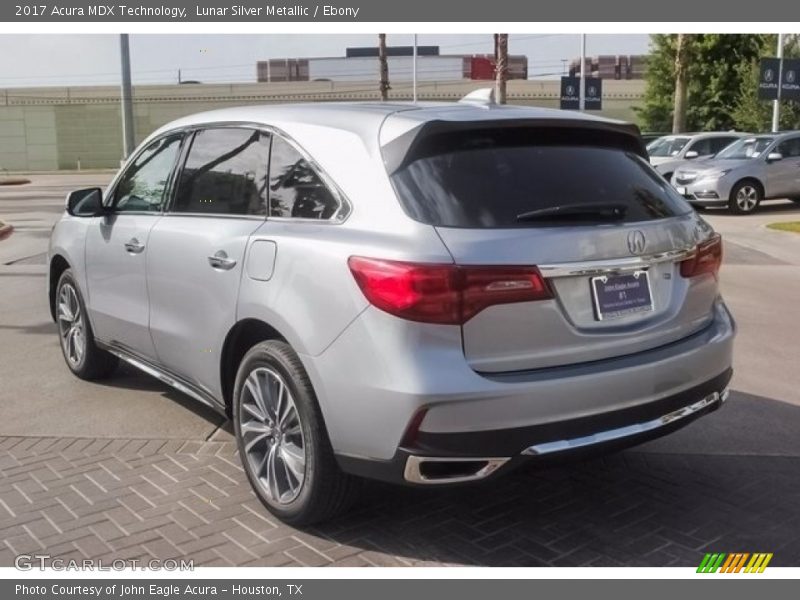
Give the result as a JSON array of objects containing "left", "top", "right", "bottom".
[{"left": 390, "top": 129, "right": 692, "bottom": 228}]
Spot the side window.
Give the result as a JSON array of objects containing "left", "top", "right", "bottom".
[
  {"left": 710, "top": 137, "right": 736, "bottom": 154},
  {"left": 777, "top": 138, "right": 800, "bottom": 158},
  {"left": 268, "top": 136, "right": 342, "bottom": 220},
  {"left": 173, "top": 128, "right": 270, "bottom": 216},
  {"left": 113, "top": 134, "right": 183, "bottom": 213},
  {"left": 688, "top": 139, "right": 713, "bottom": 156}
]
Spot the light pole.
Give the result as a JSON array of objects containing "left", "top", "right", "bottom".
[
  {"left": 772, "top": 33, "right": 784, "bottom": 133},
  {"left": 579, "top": 34, "right": 586, "bottom": 111},
  {"left": 119, "top": 34, "right": 135, "bottom": 160},
  {"left": 412, "top": 34, "right": 418, "bottom": 103}
]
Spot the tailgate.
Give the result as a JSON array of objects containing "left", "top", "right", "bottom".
[{"left": 436, "top": 216, "right": 718, "bottom": 372}]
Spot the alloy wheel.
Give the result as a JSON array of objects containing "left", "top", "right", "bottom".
[
  {"left": 239, "top": 367, "right": 306, "bottom": 504},
  {"left": 735, "top": 185, "right": 759, "bottom": 212},
  {"left": 57, "top": 283, "right": 85, "bottom": 367}
]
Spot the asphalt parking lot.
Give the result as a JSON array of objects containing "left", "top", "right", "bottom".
[{"left": 2, "top": 174, "right": 800, "bottom": 567}]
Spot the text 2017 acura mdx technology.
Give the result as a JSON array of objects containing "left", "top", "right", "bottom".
[{"left": 48, "top": 100, "right": 735, "bottom": 524}]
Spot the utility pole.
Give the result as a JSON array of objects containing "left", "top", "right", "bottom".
[
  {"left": 579, "top": 34, "right": 586, "bottom": 111},
  {"left": 495, "top": 33, "right": 508, "bottom": 104},
  {"left": 378, "top": 34, "right": 390, "bottom": 101},
  {"left": 672, "top": 34, "right": 691, "bottom": 134},
  {"left": 119, "top": 34, "right": 135, "bottom": 160},
  {"left": 772, "top": 33, "right": 785, "bottom": 133},
  {"left": 412, "top": 33, "right": 418, "bottom": 103}
]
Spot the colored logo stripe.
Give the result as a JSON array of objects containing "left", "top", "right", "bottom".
[{"left": 698, "top": 553, "right": 772, "bottom": 573}]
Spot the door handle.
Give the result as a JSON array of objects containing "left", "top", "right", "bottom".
[
  {"left": 208, "top": 250, "right": 237, "bottom": 270},
  {"left": 124, "top": 238, "right": 145, "bottom": 254}
]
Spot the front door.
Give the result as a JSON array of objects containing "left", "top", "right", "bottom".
[
  {"left": 84, "top": 133, "right": 184, "bottom": 359},
  {"left": 766, "top": 136, "right": 800, "bottom": 198}
]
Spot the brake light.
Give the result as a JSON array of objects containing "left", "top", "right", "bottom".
[
  {"left": 680, "top": 233, "right": 723, "bottom": 278},
  {"left": 348, "top": 256, "right": 551, "bottom": 325}
]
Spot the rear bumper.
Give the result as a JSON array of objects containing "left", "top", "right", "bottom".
[
  {"left": 338, "top": 369, "right": 731, "bottom": 485},
  {"left": 302, "top": 298, "right": 735, "bottom": 477}
]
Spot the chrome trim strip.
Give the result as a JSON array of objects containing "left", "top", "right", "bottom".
[
  {"left": 538, "top": 247, "right": 696, "bottom": 278},
  {"left": 403, "top": 456, "right": 509, "bottom": 485},
  {"left": 97, "top": 341, "right": 224, "bottom": 414},
  {"left": 522, "top": 390, "right": 722, "bottom": 456}
]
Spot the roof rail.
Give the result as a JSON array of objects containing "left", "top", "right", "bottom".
[{"left": 459, "top": 87, "right": 496, "bottom": 107}]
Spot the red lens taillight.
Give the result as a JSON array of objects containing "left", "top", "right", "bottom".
[
  {"left": 347, "top": 257, "right": 551, "bottom": 325},
  {"left": 680, "top": 233, "right": 723, "bottom": 278}
]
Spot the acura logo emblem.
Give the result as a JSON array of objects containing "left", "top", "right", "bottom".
[{"left": 627, "top": 230, "right": 647, "bottom": 255}]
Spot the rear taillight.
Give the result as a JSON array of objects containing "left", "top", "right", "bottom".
[
  {"left": 348, "top": 257, "right": 552, "bottom": 325},
  {"left": 680, "top": 233, "right": 723, "bottom": 278}
]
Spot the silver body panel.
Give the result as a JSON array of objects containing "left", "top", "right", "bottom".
[{"left": 48, "top": 101, "right": 735, "bottom": 469}]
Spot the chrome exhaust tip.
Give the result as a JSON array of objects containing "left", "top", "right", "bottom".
[{"left": 403, "top": 456, "right": 509, "bottom": 484}]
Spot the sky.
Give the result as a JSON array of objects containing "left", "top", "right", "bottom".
[{"left": 0, "top": 34, "right": 651, "bottom": 88}]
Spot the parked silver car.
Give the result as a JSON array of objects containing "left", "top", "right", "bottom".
[
  {"left": 647, "top": 132, "right": 745, "bottom": 181},
  {"left": 48, "top": 101, "right": 735, "bottom": 524},
  {"left": 672, "top": 132, "right": 800, "bottom": 214}
]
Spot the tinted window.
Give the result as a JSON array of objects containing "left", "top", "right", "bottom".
[
  {"left": 777, "top": 137, "right": 800, "bottom": 158},
  {"left": 114, "top": 135, "right": 183, "bottom": 213},
  {"left": 173, "top": 128, "right": 269, "bottom": 215},
  {"left": 268, "top": 136, "right": 341, "bottom": 219},
  {"left": 391, "top": 130, "right": 691, "bottom": 228},
  {"left": 710, "top": 137, "right": 738, "bottom": 154},
  {"left": 687, "top": 138, "right": 713, "bottom": 156}
]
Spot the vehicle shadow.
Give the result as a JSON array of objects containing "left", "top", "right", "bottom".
[
  {"left": 302, "top": 390, "right": 800, "bottom": 567},
  {"left": 92, "top": 363, "right": 226, "bottom": 425}
]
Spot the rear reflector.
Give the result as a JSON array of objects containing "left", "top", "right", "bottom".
[
  {"left": 348, "top": 256, "right": 551, "bottom": 325},
  {"left": 680, "top": 233, "right": 723, "bottom": 279}
]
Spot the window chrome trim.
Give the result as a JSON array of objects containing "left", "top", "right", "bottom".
[{"left": 538, "top": 246, "right": 696, "bottom": 279}]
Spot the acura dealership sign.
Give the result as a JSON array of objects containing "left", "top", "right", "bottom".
[
  {"left": 560, "top": 77, "right": 603, "bottom": 110},
  {"left": 758, "top": 57, "right": 800, "bottom": 101}
]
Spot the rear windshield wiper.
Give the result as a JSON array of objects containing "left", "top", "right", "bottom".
[{"left": 516, "top": 202, "right": 628, "bottom": 223}]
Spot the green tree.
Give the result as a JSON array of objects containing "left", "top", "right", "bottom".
[
  {"left": 732, "top": 35, "right": 800, "bottom": 132},
  {"left": 637, "top": 34, "right": 768, "bottom": 132}
]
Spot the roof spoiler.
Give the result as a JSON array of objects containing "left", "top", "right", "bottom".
[{"left": 382, "top": 118, "right": 647, "bottom": 174}]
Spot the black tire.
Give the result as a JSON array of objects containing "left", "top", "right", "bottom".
[
  {"left": 233, "top": 340, "right": 361, "bottom": 525},
  {"left": 55, "top": 269, "right": 118, "bottom": 380},
  {"left": 728, "top": 180, "right": 763, "bottom": 215}
]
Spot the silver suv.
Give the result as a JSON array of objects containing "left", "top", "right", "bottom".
[
  {"left": 48, "top": 101, "right": 735, "bottom": 524},
  {"left": 672, "top": 132, "right": 800, "bottom": 214}
]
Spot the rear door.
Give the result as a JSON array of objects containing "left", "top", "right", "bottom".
[
  {"left": 389, "top": 125, "right": 718, "bottom": 373},
  {"left": 146, "top": 127, "right": 270, "bottom": 398}
]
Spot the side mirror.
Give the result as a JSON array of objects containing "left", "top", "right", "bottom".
[
  {"left": 766, "top": 152, "right": 783, "bottom": 163},
  {"left": 66, "top": 188, "right": 104, "bottom": 217},
  {"left": 684, "top": 150, "right": 699, "bottom": 159}
]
